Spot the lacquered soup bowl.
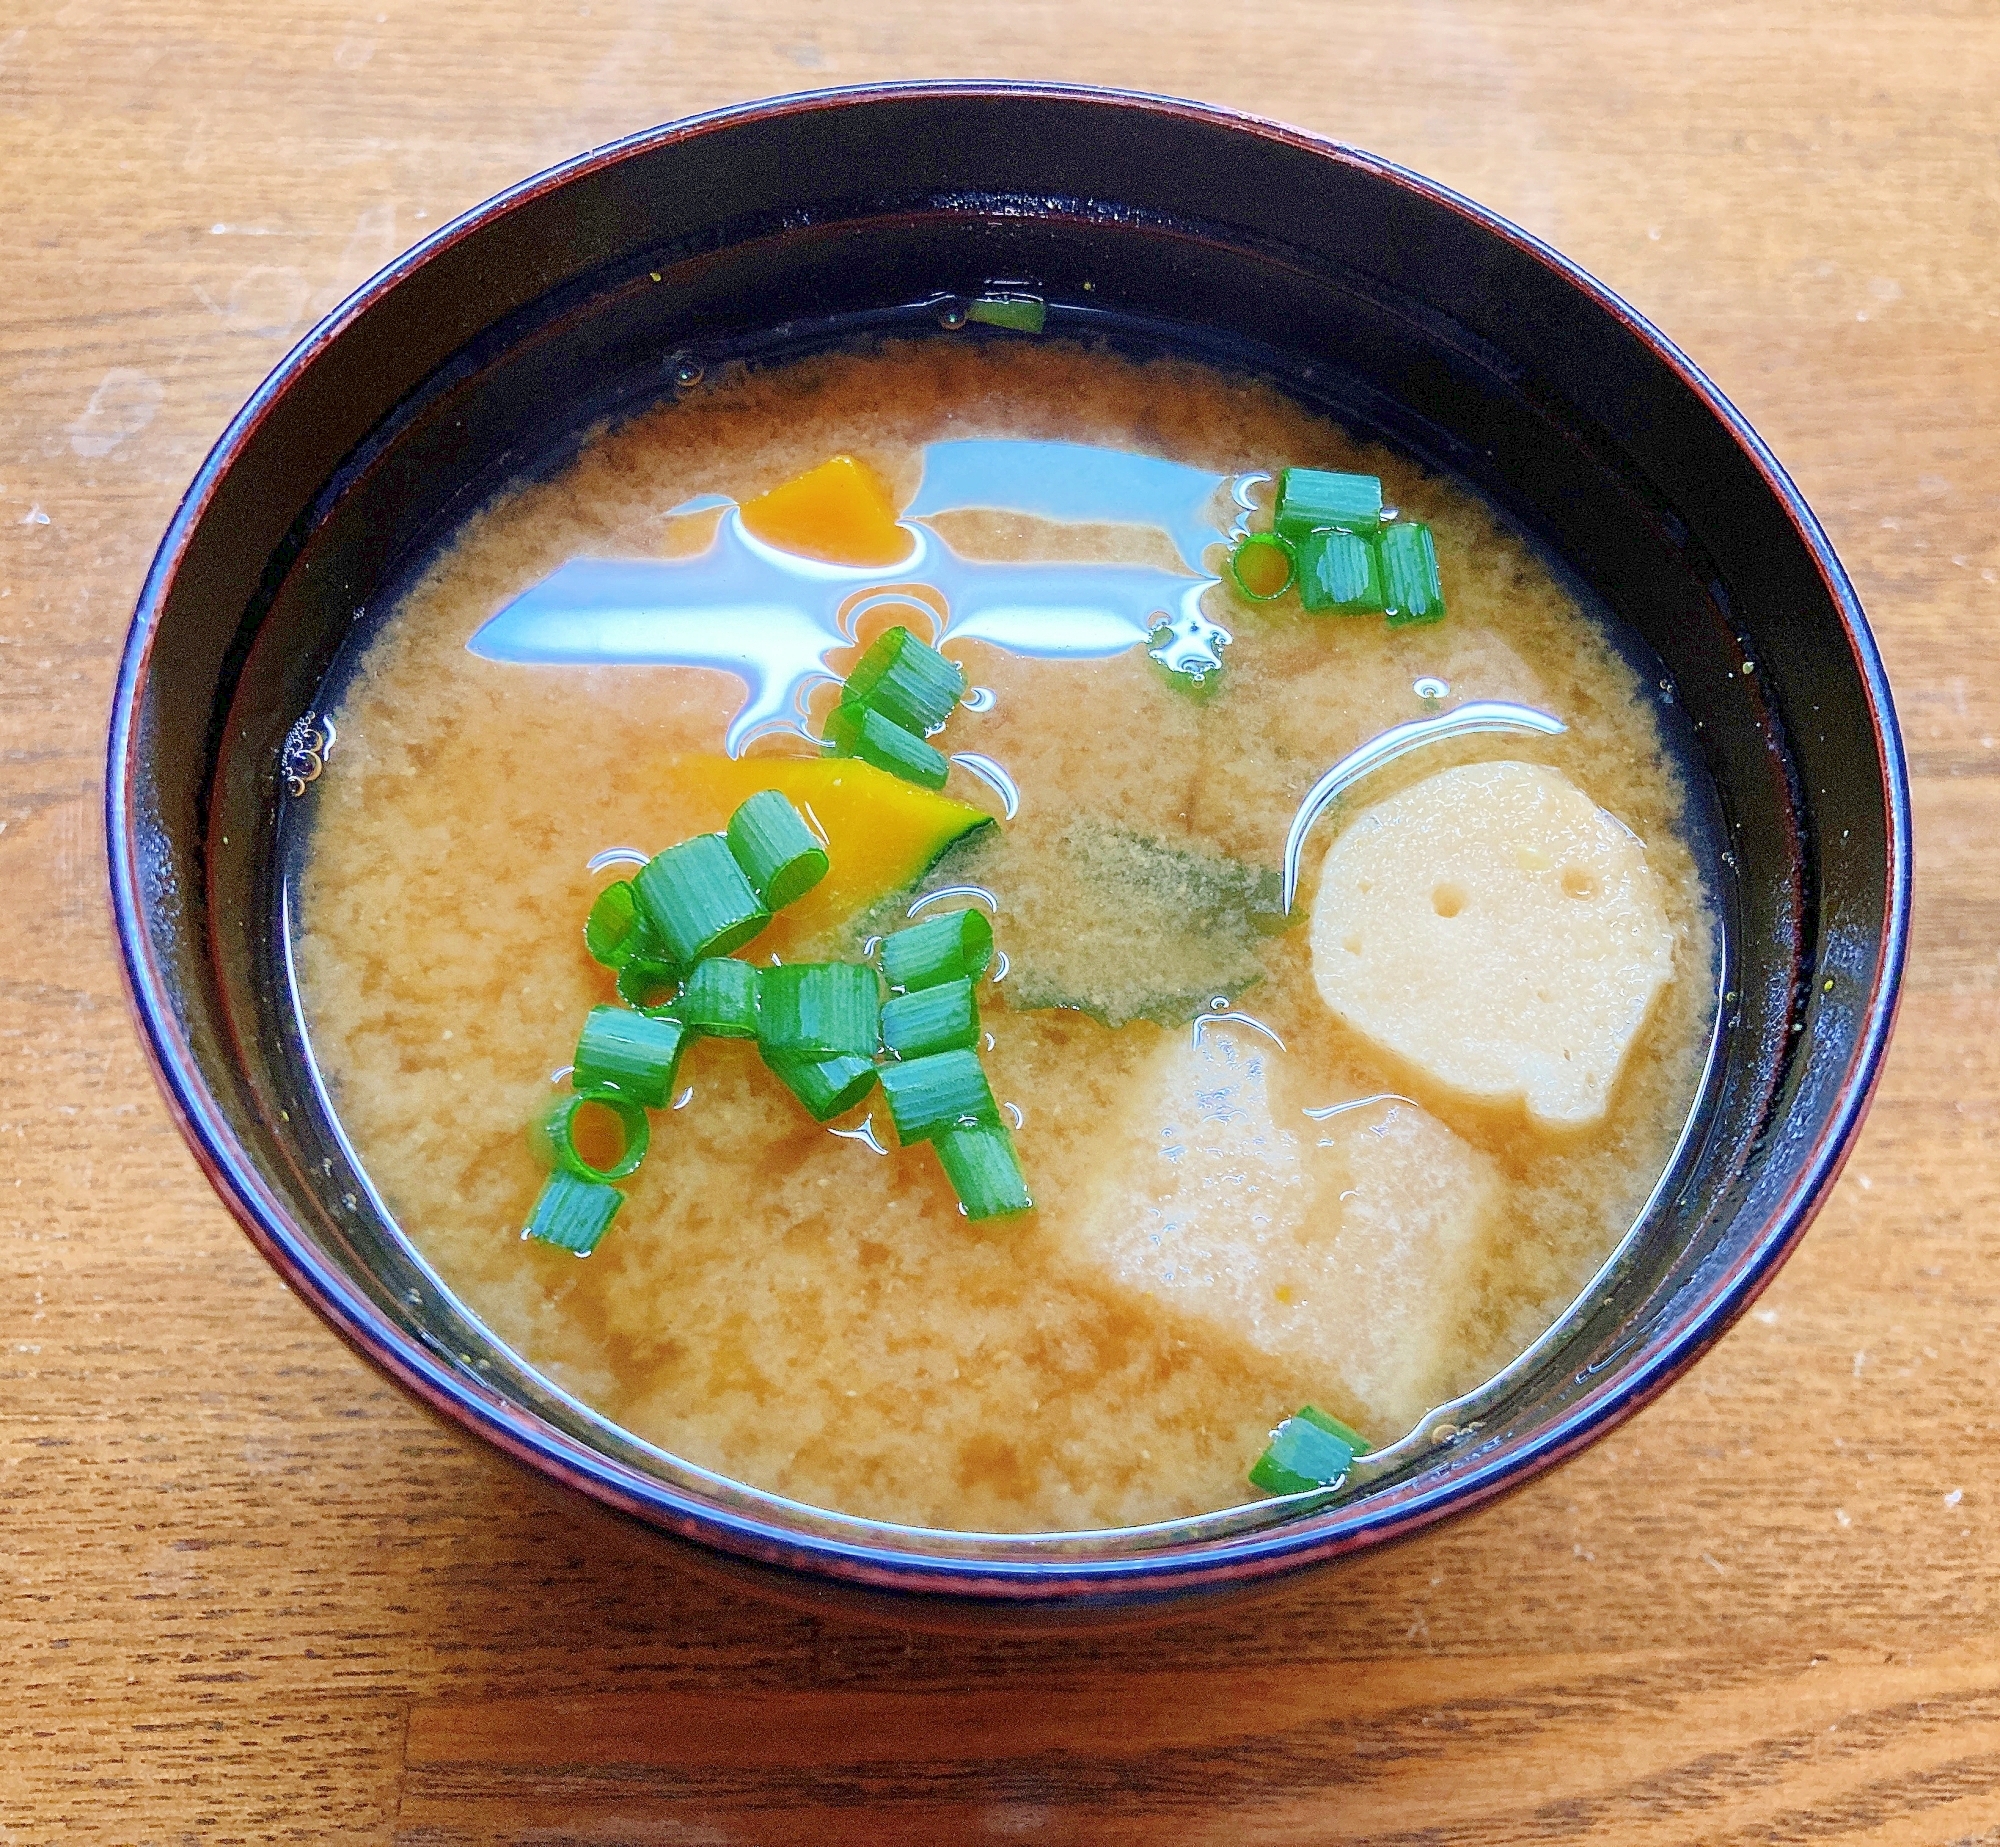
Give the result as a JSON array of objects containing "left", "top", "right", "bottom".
[{"left": 107, "top": 84, "right": 1909, "bottom": 1613}]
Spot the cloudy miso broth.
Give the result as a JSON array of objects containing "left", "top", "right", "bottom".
[{"left": 294, "top": 339, "right": 1715, "bottom": 1533}]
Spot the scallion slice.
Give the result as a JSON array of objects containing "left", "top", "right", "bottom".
[
  {"left": 615, "top": 956, "right": 681, "bottom": 1011},
  {"left": 934, "top": 1121, "right": 1032, "bottom": 1220},
  {"left": 584, "top": 879, "right": 657, "bottom": 969},
  {"left": 880, "top": 977, "right": 979, "bottom": 1059},
  {"left": 825, "top": 702, "right": 950, "bottom": 792},
  {"left": 1274, "top": 467, "right": 1383, "bottom": 542},
  {"left": 522, "top": 1170, "right": 622, "bottom": 1256},
  {"left": 531, "top": 1087, "right": 650, "bottom": 1183},
  {"left": 757, "top": 962, "right": 881, "bottom": 1058},
  {"left": 879, "top": 909, "right": 993, "bottom": 992},
  {"left": 964, "top": 293, "right": 1047, "bottom": 334},
  {"left": 1227, "top": 531, "right": 1296, "bottom": 602},
  {"left": 726, "top": 789, "right": 830, "bottom": 911},
  {"left": 841, "top": 625, "right": 967, "bottom": 735},
  {"left": 1378, "top": 522, "right": 1445, "bottom": 626},
  {"left": 573, "top": 1005, "right": 691, "bottom": 1109},
  {"left": 876, "top": 1048, "right": 1000, "bottom": 1145},
  {"left": 763, "top": 1050, "right": 879, "bottom": 1122},
  {"left": 678, "top": 957, "right": 760, "bottom": 1039},
  {"left": 633, "top": 832, "right": 771, "bottom": 964},
  {"left": 1297, "top": 527, "right": 1385, "bottom": 614},
  {"left": 1248, "top": 1405, "right": 1370, "bottom": 1496}
]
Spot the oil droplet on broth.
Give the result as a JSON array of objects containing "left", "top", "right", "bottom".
[
  {"left": 465, "top": 439, "right": 1241, "bottom": 754},
  {"left": 949, "top": 754, "right": 1020, "bottom": 817}
]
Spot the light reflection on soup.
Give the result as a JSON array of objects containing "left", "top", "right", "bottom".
[{"left": 296, "top": 339, "right": 1714, "bottom": 1533}]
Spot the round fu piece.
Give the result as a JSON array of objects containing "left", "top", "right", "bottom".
[{"left": 1308, "top": 759, "right": 1678, "bottom": 1126}]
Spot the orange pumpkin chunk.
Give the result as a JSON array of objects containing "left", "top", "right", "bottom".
[
  {"left": 738, "top": 454, "right": 909, "bottom": 567},
  {"left": 655, "top": 754, "right": 992, "bottom": 953}
]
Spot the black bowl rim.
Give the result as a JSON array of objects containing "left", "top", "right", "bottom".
[{"left": 106, "top": 80, "right": 1912, "bottom": 1604}]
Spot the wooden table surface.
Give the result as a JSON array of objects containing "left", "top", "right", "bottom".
[{"left": 3, "top": 2, "right": 1995, "bottom": 1840}]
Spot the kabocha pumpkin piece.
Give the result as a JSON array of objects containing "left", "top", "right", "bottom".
[
  {"left": 654, "top": 755, "right": 993, "bottom": 946},
  {"left": 738, "top": 453, "right": 908, "bottom": 566}
]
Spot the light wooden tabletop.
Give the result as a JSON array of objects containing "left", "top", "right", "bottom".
[{"left": 3, "top": 3, "right": 1994, "bottom": 1841}]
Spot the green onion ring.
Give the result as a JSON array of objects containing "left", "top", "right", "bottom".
[
  {"left": 535, "top": 1086, "right": 650, "bottom": 1183},
  {"left": 1227, "top": 531, "right": 1297, "bottom": 602}
]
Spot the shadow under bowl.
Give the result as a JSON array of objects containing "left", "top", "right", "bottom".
[{"left": 107, "top": 83, "right": 1910, "bottom": 1616}]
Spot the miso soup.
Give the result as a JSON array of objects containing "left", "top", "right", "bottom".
[{"left": 294, "top": 338, "right": 1716, "bottom": 1533}]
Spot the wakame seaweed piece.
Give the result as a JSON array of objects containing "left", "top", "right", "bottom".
[
  {"left": 633, "top": 831, "right": 771, "bottom": 964},
  {"left": 530, "top": 1087, "right": 650, "bottom": 1184},
  {"left": 963, "top": 293, "right": 1047, "bottom": 334},
  {"left": 1296, "top": 527, "right": 1386, "bottom": 614},
  {"left": 763, "top": 1049, "right": 878, "bottom": 1122},
  {"left": 934, "top": 1121, "right": 1032, "bottom": 1220},
  {"left": 879, "top": 908, "right": 993, "bottom": 992},
  {"left": 678, "top": 956, "right": 760, "bottom": 1038},
  {"left": 523, "top": 1170, "right": 623, "bottom": 1256},
  {"left": 573, "top": 1005, "right": 691, "bottom": 1109},
  {"left": 840, "top": 625, "right": 967, "bottom": 735},
  {"left": 1248, "top": 1405, "right": 1369, "bottom": 1496},
  {"left": 876, "top": 1048, "right": 1001, "bottom": 1146},
  {"left": 824, "top": 701, "right": 951, "bottom": 792},
  {"left": 1273, "top": 466, "right": 1383, "bottom": 542},
  {"left": 725, "top": 789, "right": 829, "bottom": 911},
  {"left": 1378, "top": 521, "right": 1446, "bottom": 626},
  {"left": 757, "top": 961, "right": 881, "bottom": 1059},
  {"left": 1226, "top": 531, "right": 1296, "bottom": 602},
  {"left": 880, "top": 977, "right": 980, "bottom": 1059},
  {"left": 981, "top": 817, "right": 1288, "bottom": 1029},
  {"left": 584, "top": 879, "right": 660, "bottom": 970}
]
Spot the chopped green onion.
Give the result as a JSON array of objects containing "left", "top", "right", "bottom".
[
  {"left": 522, "top": 1170, "right": 622, "bottom": 1256},
  {"left": 1226, "top": 531, "right": 1296, "bottom": 602},
  {"left": 1297, "top": 1403, "right": 1369, "bottom": 1451},
  {"left": 880, "top": 977, "right": 980, "bottom": 1059},
  {"left": 573, "top": 1005, "right": 691, "bottom": 1109},
  {"left": 825, "top": 700, "right": 951, "bottom": 791},
  {"left": 1274, "top": 467, "right": 1383, "bottom": 542},
  {"left": 763, "top": 1050, "right": 878, "bottom": 1122},
  {"left": 876, "top": 1048, "right": 1000, "bottom": 1145},
  {"left": 841, "top": 625, "right": 967, "bottom": 735},
  {"left": 934, "top": 1121, "right": 1032, "bottom": 1220},
  {"left": 584, "top": 879, "right": 658, "bottom": 969},
  {"left": 757, "top": 962, "right": 881, "bottom": 1058},
  {"left": 1378, "top": 522, "right": 1445, "bottom": 626},
  {"left": 1297, "top": 527, "right": 1386, "bottom": 614},
  {"left": 964, "top": 293, "right": 1047, "bottom": 333},
  {"left": 879, "top": 908, "right": 993, "bottom": 992},
  {"left": 633, "top": 832, "right": 771, "bottom": 965},
  {"left": 530, "top": 1086, "right": 650, "bottom": 1183},
  {"left": 726, "top": 790, "right": 830, "bottom": 911},
  {"left": 1248, "top": 1404, "right": 1370, "bottom": 1495},
  {"left": 615, "top": 956, "right": 681, "bottom": 1011},
  {"left": 678, "top": 956, "right": 760, "bottom": 1038}
]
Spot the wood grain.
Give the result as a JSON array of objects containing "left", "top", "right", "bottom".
[{"left": 3, "top": 2, "right": 1996, "bottom": 1842}]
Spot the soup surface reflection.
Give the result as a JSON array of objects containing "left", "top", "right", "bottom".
[{"left": 297, "top": 339, "right": 1715, "bottom": 1532}]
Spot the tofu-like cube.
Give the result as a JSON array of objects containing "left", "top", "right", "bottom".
[
  {"left": 1065, "top": 1022, "right": 1506, "bottom": 1436},
  {"left": 1309, "top": 760, "right": 1677, "bottom": 1126}
]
